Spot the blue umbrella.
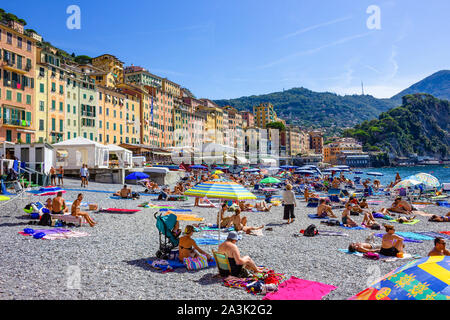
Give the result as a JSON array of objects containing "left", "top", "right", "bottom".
[
  {"left": 125, "top": 172, "right": 150, "bottom": 180},
  {"left": 190, "top": 165, "right": 207, "bottom": 170}
]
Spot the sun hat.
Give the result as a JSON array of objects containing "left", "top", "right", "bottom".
[{"left": 227, "top": 231, "right": 239, "bottom": 241}]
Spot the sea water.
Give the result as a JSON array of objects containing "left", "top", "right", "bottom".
[{"left": 345, "top": 165, "right": 450, "bottom": 186}]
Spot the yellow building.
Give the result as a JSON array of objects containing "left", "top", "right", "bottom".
[
  {"left": 35, "top": 45, "right": 67, "bottom": 143},
  {"left": 91, "top": 54, "right": 124, "bottom": 87},
  {"left": 323, "top": 139, "right": 363, "bottom": 165},
  {"left": 253, "top": 102, "right": 277, "bottom": 128}
]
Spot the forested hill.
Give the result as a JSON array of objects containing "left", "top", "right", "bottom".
[
  {"left": 214, "top": 87, "right": 396, "bottom": 132},
  {"left": 343, "top": 94, "right": 450, "bottom": 158},
  {"left": 390, "top": 70, "right": 450, "bottom": 105}
]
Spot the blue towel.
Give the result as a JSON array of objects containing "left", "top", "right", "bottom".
[
  {"left": 396, "top": 232, "right": 434, "bottom": 241},
  {"left": 192, "top": 238, "right": 225, "bottom": 245},
  {"left": 308, "top": 214, "right": 329, "bottom": 220},
  {"left": 338, "top": 249, "right": 363, "bottom": 256},
  {"left": 374, "top": 233, "right": 424, "bottom": 243},
  {"left": 110, "top": 196, "right": 134, "bottom": 200},
  {"left": 159, "top": 208, "right": 192, "bottom": 212},
  {"left": 339, "top": 224, "right": 367, "bottom": 230},
  {"left": 1, "top": 181, "right": 14, "bottom": 195},
  {"left": 417, "top": 231, "right": 450, "bottom": 240}
]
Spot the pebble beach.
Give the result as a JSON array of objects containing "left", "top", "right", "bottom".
[{"left": 0, "top": 178, "right": 448, "bottom": 300}]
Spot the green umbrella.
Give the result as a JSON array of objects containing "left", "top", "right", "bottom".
[{"left": 260, "top": 177, "right": 281, "bottom": 184}]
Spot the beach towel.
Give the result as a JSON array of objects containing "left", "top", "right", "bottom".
[
  {"left": 98, "top": 208, "right": 141, "bottom": 214},
  {"left": 147, "top": 259, "right": 185, "bottom": 271},
  {"left": 192, "top": 238, "right": 225, "bottom": 245},
  {"left": 316, "top": 230, "right": 349, "bottom": 237},
  {"left": 159, "top": 208, "right": 193, "bottom": 212},
  {"left": 263, "top": 276, "right": 337, "bottom": 300},
  {"left": 393, "top": 219, "right": 421, "bottom": 225},
  {"left": 440, "top": 231, "right": 450, "bottom": 236},
  {"left": 308, "top": 214, "right": 329, "bottom": 220},
  {"left": 417, "top": 231, "right": 450, "bottom": 240},
  {"left": 197, "top": 226, "right": 235, "bottom": 232},
  {"left": 163, "top": 213, "right": 204, "bottom": 222},
  {"left": 338, "top": 249, "right": 420, "bottom": 261},
  {"left": 373, "top": 232, "right": 433, "bottom": 243},
  {"left": 19, "top": 228, "right": 89, "bottom": 240},
  {"left": 339, "top": 224, "right": 367, "bottom": 230},
  {"left": 338, "top": 249, "right": 363, "bottom": 257},
  {"left": 110, "top": 196, "right": 135, "bottom": 200}
]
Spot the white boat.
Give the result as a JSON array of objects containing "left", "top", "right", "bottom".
[{"left": 367, "top": 172, "right": 383, "bottom": 176}]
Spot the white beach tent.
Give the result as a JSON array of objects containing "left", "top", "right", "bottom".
[
  {"left": 53, "top": 137, "right": 109, "bottom": 169},
  {"left": 106, "top": 144, "right": 133, "bottom": 168}
]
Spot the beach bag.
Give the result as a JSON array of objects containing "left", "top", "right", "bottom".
[
  {"left": 38, "top": 212, "right": 52, "bottom": 226},
  {"left": 183, "top": 255, "right": 209, "bottom": 271},
  {"left": 328, "top": 219, "right": 340, "bottom": 226},
  {"left": 304, "top": 224, "right": 318, "bottom": 237},
  {"left": 363, "top": 252, "right": 379, "bottom": 260},
  {"left": 370, "top": 224, "right": 381, "bottom": 230}
]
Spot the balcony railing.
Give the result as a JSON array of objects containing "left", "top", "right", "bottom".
[{"left": 3, "top": 118, "right": 32, "bottom": 127}]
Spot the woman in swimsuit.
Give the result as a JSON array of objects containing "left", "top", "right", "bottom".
[
  {"left": 348, "top": 242, "right": 381, "bottom": 253},
  {"left": 429, "top": 212, "right": 450, "bottom": 222},
  {"left": 342, "top": 202, "right": 358, "bottom": 227},
  {"left": 178, "top": 225, "right": 212, "bottom": 262},
  {"left": 380, "top": 224, "right": 405, "bottom": 257}
]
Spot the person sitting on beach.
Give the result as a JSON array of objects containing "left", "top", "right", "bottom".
[
  {"left": 342, "top": 202, "right": 358, "bottom": 227},
  {"left": 317, "top": 199, "right": 337, "bottom": 218},
  {"left": 254, "top": 200, "right": 272, "bottom": 212},
  {"left": 239, "top": 201, "right": 252, "bottom": 212},
  {"left": 219, "top": 203, "right": 234, "bottom": 228},
  {"left": 380, "top": 224, "right": 405, "bottom": 257},
  {"left": 51, "top": 191, "right": 69, "bottom": 215},
  {"left": 217, "top": 231, "right": 263, "bottom": 277},
  {"left": 331, "top": 177, "right": 340, "bottom": 189},
  {"left": 394, "top": 172, "right": 401, "bottom": 186},
  {"left": 428, "top": 212, "right": 450, "bottom": 222},
  {"left": 373, "top": 180, "right": 381, "bottom": 191},
  {"left": 346, "top": 196, "right": 363, "bottom": 214},
  {"left": 71, "top": 193, "right": 97, "bottom": 227},
  {"left": 428, "top": 237, "right": 450, "bottom": 256},
  {"left": 361, "top": 210, "right": 379, "bottom": 228},
  {"left": 386, "top": 197, "right": 414, "bottom": 215},
  {"left": 114, "top": 185, "right": 132, "bottom": 199},
  {"left": 179, "top": 225, "right": 213, "bottom": 263},
  {"left": 45, "top": 198, "right": 53, "bottom": 212},
  {"left": 231, "top": 208, "right": 248, "bottom": 231},
  {"left": 359, "top": 198, "right": 369, "bottom": 209},
  {"left": 348, "top": 242, "right": 381, "bottom": 254}
]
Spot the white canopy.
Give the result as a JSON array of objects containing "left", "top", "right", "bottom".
[
  {"left": 53, "top": 137, "right": 109, "bottom": 169},
  {"left": 106, "top": 144, "right": 133, "bottom": 168}
]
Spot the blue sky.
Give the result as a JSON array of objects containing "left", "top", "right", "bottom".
[{"left": 4, "top": 0, "right": 450, "bottom": 99}]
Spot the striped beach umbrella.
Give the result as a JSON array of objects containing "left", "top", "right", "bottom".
[
  {"left": 350, "top": 256, "right": 450, "bottom": 300},
  {"left": 392, "top": 178, "right": 423, "bottom": 190},
  {"left": 184, "top": 180, "right": 256, "bottom": 200},
  {"left": 407, "top": 173, "right": 440, "bottom": 188}
]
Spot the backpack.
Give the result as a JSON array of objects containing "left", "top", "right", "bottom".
[
  {"left": 38, "top": 212, "right": 52, "bottom": 226},
  {"left": 303, "top": 224, "right": 318, "bottom": 237}
]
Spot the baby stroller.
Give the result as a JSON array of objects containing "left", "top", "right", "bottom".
[{"left": 154, "top": 212, "right": 179, "bottom": 259}]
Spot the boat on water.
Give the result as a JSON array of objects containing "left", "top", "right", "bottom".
[{"left": 367, "top": 172, "right": 384, "bottom": 176}]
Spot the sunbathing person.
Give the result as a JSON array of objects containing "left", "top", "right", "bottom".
[
  {"left": 397, "top": 215, "right": 417, "bottom": 223},
  {"left": 317, "top": 199, "right": 337, "bottom": 218},
  {"left": 239, "top": 201, "right": 252, "bottom": 212},
  {"left": 254, "top": 200, "right": 272, "bottom": 212},
  {"left": 428, "top": 237, "right": 450, "bottom": 256},
  {"left": 217, "top": 231, "right": 263, "bottom": 277},
  {"left": 347, "top": 197, "right": 363, "bottom": 214},
  {"left": 114, "top": 185, "right": 131, "bottom": 198},
  {"left": 348, "top": 242, "right": 381, "bottom": 253},
  {"left": 52, "top": 192, "right": 69, "bottom": 215},
  {"left": 71, "top": 193, "right": 97, "bottom": 227},
  {"left": 178, "top": 225, "right": 213, "bottom": 262},
  {"left": 219, "top": 203, "right": 234, "bottom": 228},
  {"left": 362, "top": 210, "right": 379, "bottom": 227},
  {"left": 380, "top": 224, "right": 405, "bottom": 257},
  {"left": 359, "top": 198, "right": 369, "bottom": 209},
  {"left": 231, "top": 208, "right": 248, "bottom": 231},
  {"left": 387, "top": 197, "right": 414, "bottom": 215},
  {"left": 428, "top": 212, "right": 450, "bottom": 222},
  {"left": 342, "top": 203, "right": 358, "bottom": 227}
]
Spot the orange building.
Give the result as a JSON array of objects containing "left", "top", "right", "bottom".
[{"left": 0, "top": 21, "right": 37, "bottom": 144}]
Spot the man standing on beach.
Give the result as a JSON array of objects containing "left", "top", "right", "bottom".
[{"left": 80, "top": 164, "right": 87, "bottom": 188}]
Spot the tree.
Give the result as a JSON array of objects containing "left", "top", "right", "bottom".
[{"left": 266, "top": 121, "right": 286, "bottom": 131}]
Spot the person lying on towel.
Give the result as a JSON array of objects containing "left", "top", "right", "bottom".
[
  {"left": 217, "top": 231, "right": 263, "bottom": 277},
  {"left": 348, "top": 242, "right": 381, "bottom": 254},
  {"left": 429, "top": 212, "right": 450, "bottom": 222},
  {"left": 179, "top": 225, "right": 213, "bottom": 262}
]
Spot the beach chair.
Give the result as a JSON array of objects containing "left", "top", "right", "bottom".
[{"left": 212, "top": 250, "right": 231, "bottom": 276}]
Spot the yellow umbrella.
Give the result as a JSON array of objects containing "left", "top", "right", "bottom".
[{"left": 213, "top": 170, "right": 224, "bottom": 175}]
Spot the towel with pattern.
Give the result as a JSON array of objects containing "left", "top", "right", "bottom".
[{"left": 263, "top": 276, "right": 337, "bottom": 300}]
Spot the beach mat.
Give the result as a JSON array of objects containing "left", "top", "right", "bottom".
[
  {"left": 147, "top": 258, "right": 216, "bottom": 271},
  {"left": 98, "top": 208, "right": 141, "bottom": 214},
  {"left": 307, "top": 214, "right": 329, "bottom": 220},
  {"left": 393, "top": 219, "right": 421, "bottom": 225},
  {"left": 417, "top": 231, "right": 450, "bottom": 240},
  {"left": 263, "top": 276, "right": 337, "bottom": 300},
  {"left": 159, "top": 208, "right": 193, "bottom": 212},
  {"left": 374, "top": 232, "right": 434, "bottom": 243},
  {"left": 19, "top": 228, "right": 89, "bottom": 240},
  {"left": 338, "top": 249, "right": 420, "bottom": 261},
  {"left": 110, "top": 196, "right": 136, "bottom": 200},
  {"left": 339, "top": 224, "right": 367, "bottom": 230}
]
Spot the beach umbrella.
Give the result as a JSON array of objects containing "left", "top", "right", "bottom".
[
  {"left": 185, "top": 180, "right": 256, "bottom": 201},
  {"left": 350, "top": 256, "right": 450, "bottom": 300},
  {"left": 244, "top": 168, "right": 260, "bottom": 172},
  {"left": 190, "top": 165, "right": 207, "bottom": 170},
  {"left": 295, "top": 170, "right": 316, "bottom": 175},
  {"left": 184, "top": 180, "right": 257, "bottom": 246},
  {"left": 407, "top": 173, "right": 440, "bottom": 188},
  {"left": 213, "top": 170, "right": 225, "bottom": 175},
  {"left": 260, "top": 177, "right": 281, "bottom": 184},
  {"left": 392, "top": 179, "right": 423, "bottom": 190},
  {"left": 125, "top": 172, "right": 149, "bottom": 180}
]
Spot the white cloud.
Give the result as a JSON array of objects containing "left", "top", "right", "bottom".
[{"left": 279, "top": 16, "right": 353, "bottom": 40}]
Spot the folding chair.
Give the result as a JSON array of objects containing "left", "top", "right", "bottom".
[{"left": 212, "top": 250, "right": 231, "bottom": 276}]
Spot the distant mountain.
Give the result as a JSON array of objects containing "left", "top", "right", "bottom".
[
  {"left": 390, "top": 70, "right": 450, "bottom": 105},
  {"left": 213, "top": 70, "right": 450, "bottom": 136},
  {"left": 214, "top": 87, "right": 396, "bottom": 134},
  {"left": 344, "top": 94, "right": 450, "bottom": 159}
]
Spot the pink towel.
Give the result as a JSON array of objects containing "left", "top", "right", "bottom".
[{"left": 263, "top": 276, "right": 337, "bottom": 300}]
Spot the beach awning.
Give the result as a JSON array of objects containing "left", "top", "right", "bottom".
[
  {"left": 235, "top": 156, "right": 249, "bottom": 164},
  {"left": 261, "top": 158, "right": 276, "bottom": 165},
  {"left": 152, "top": 151, "right": 172, "bottom": 156}
]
